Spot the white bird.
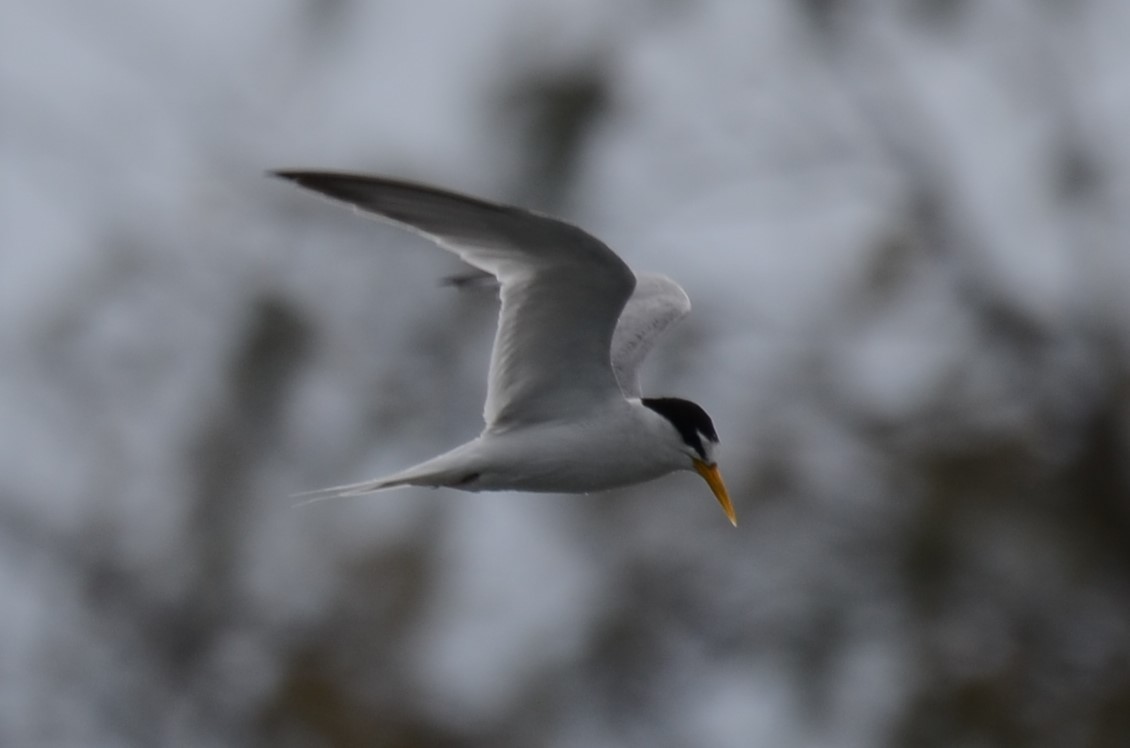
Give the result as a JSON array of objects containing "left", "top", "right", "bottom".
[{"left": 276, "top": 171, "right": 735, "bottom": 525}]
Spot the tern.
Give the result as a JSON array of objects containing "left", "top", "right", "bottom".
[{"left": 277, "top": 171, "right": 736, "bottom": 525}]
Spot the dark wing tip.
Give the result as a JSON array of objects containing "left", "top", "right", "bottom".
[
  {"left": 268, "top": 170, "right": 521, "bottom": 223},
  {"left": 269, "top": 170, "right": 329, "bottom": 195},
  {"left": 268, "top": 170, "right": 387, "bottom": 208},
  {"left": 269, "top": 169, "right": 339, "bottom": 188},
  {"left": 269, "top": 169, "right": 305, "bottom": 182}
]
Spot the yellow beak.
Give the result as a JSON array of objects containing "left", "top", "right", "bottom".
[{"left": 693, "top": 459, "right": 737, "bottom": 527}]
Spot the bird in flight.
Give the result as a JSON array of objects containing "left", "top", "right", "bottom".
[{"left": 276, "top": 171, "right": 735, "bottom": 525}]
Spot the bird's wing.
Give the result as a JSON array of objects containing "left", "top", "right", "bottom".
[
  {"left": 274, "top": 171, "right": 636, "bottom": 426},
  {"left": 435, "top": 270, "right": 690, "bottom": 398},
  {"left": 610, "top": 273, "right": 691, "bottom": 397}
]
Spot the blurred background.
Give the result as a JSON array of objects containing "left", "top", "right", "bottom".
[{"left": 3, "top": 1, "right": 1129, "bottom": 746}]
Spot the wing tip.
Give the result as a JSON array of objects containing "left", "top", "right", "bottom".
[
  {"left": 269, "top": 169, "right": 373, "bottom": 204},
  {"left": 270, "top": 169, "right": 318, "bottom": 186}
]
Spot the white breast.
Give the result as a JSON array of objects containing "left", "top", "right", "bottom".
[{"left": 468, "top": 399, "right": 689, "bottom": 493}]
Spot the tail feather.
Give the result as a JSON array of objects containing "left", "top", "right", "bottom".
[
  {"left": 291, "top": 445, "right": 480, "bottom": 508},
  {"left": 291, "top": 475, "right": 411, "bottom": 508},
  {"left": 291, "top": 442, "right": 481, "bottom": 512}
]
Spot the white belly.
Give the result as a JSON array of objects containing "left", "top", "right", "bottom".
[{"left": 466, "top": 405, "right": 686, "bottom": 493}]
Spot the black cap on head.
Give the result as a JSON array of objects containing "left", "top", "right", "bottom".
[{"left": 641, "top": 397, "right": 718, "bottom": 461}]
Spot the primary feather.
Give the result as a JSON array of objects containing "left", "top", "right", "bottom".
[{"left": 274, "top": 171, "right": 634, "bottom": 426}]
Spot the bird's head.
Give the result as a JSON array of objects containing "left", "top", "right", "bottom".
[{"left": 641, "top": 397, "right": 736, "bottom": 526}]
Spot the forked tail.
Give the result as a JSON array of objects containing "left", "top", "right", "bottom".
[
  {"left": 291, "top": 446, "right": 479, "bottom": 508},
  {"left": 290, "top": 476, "right": 407, "bottom": 508}
]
